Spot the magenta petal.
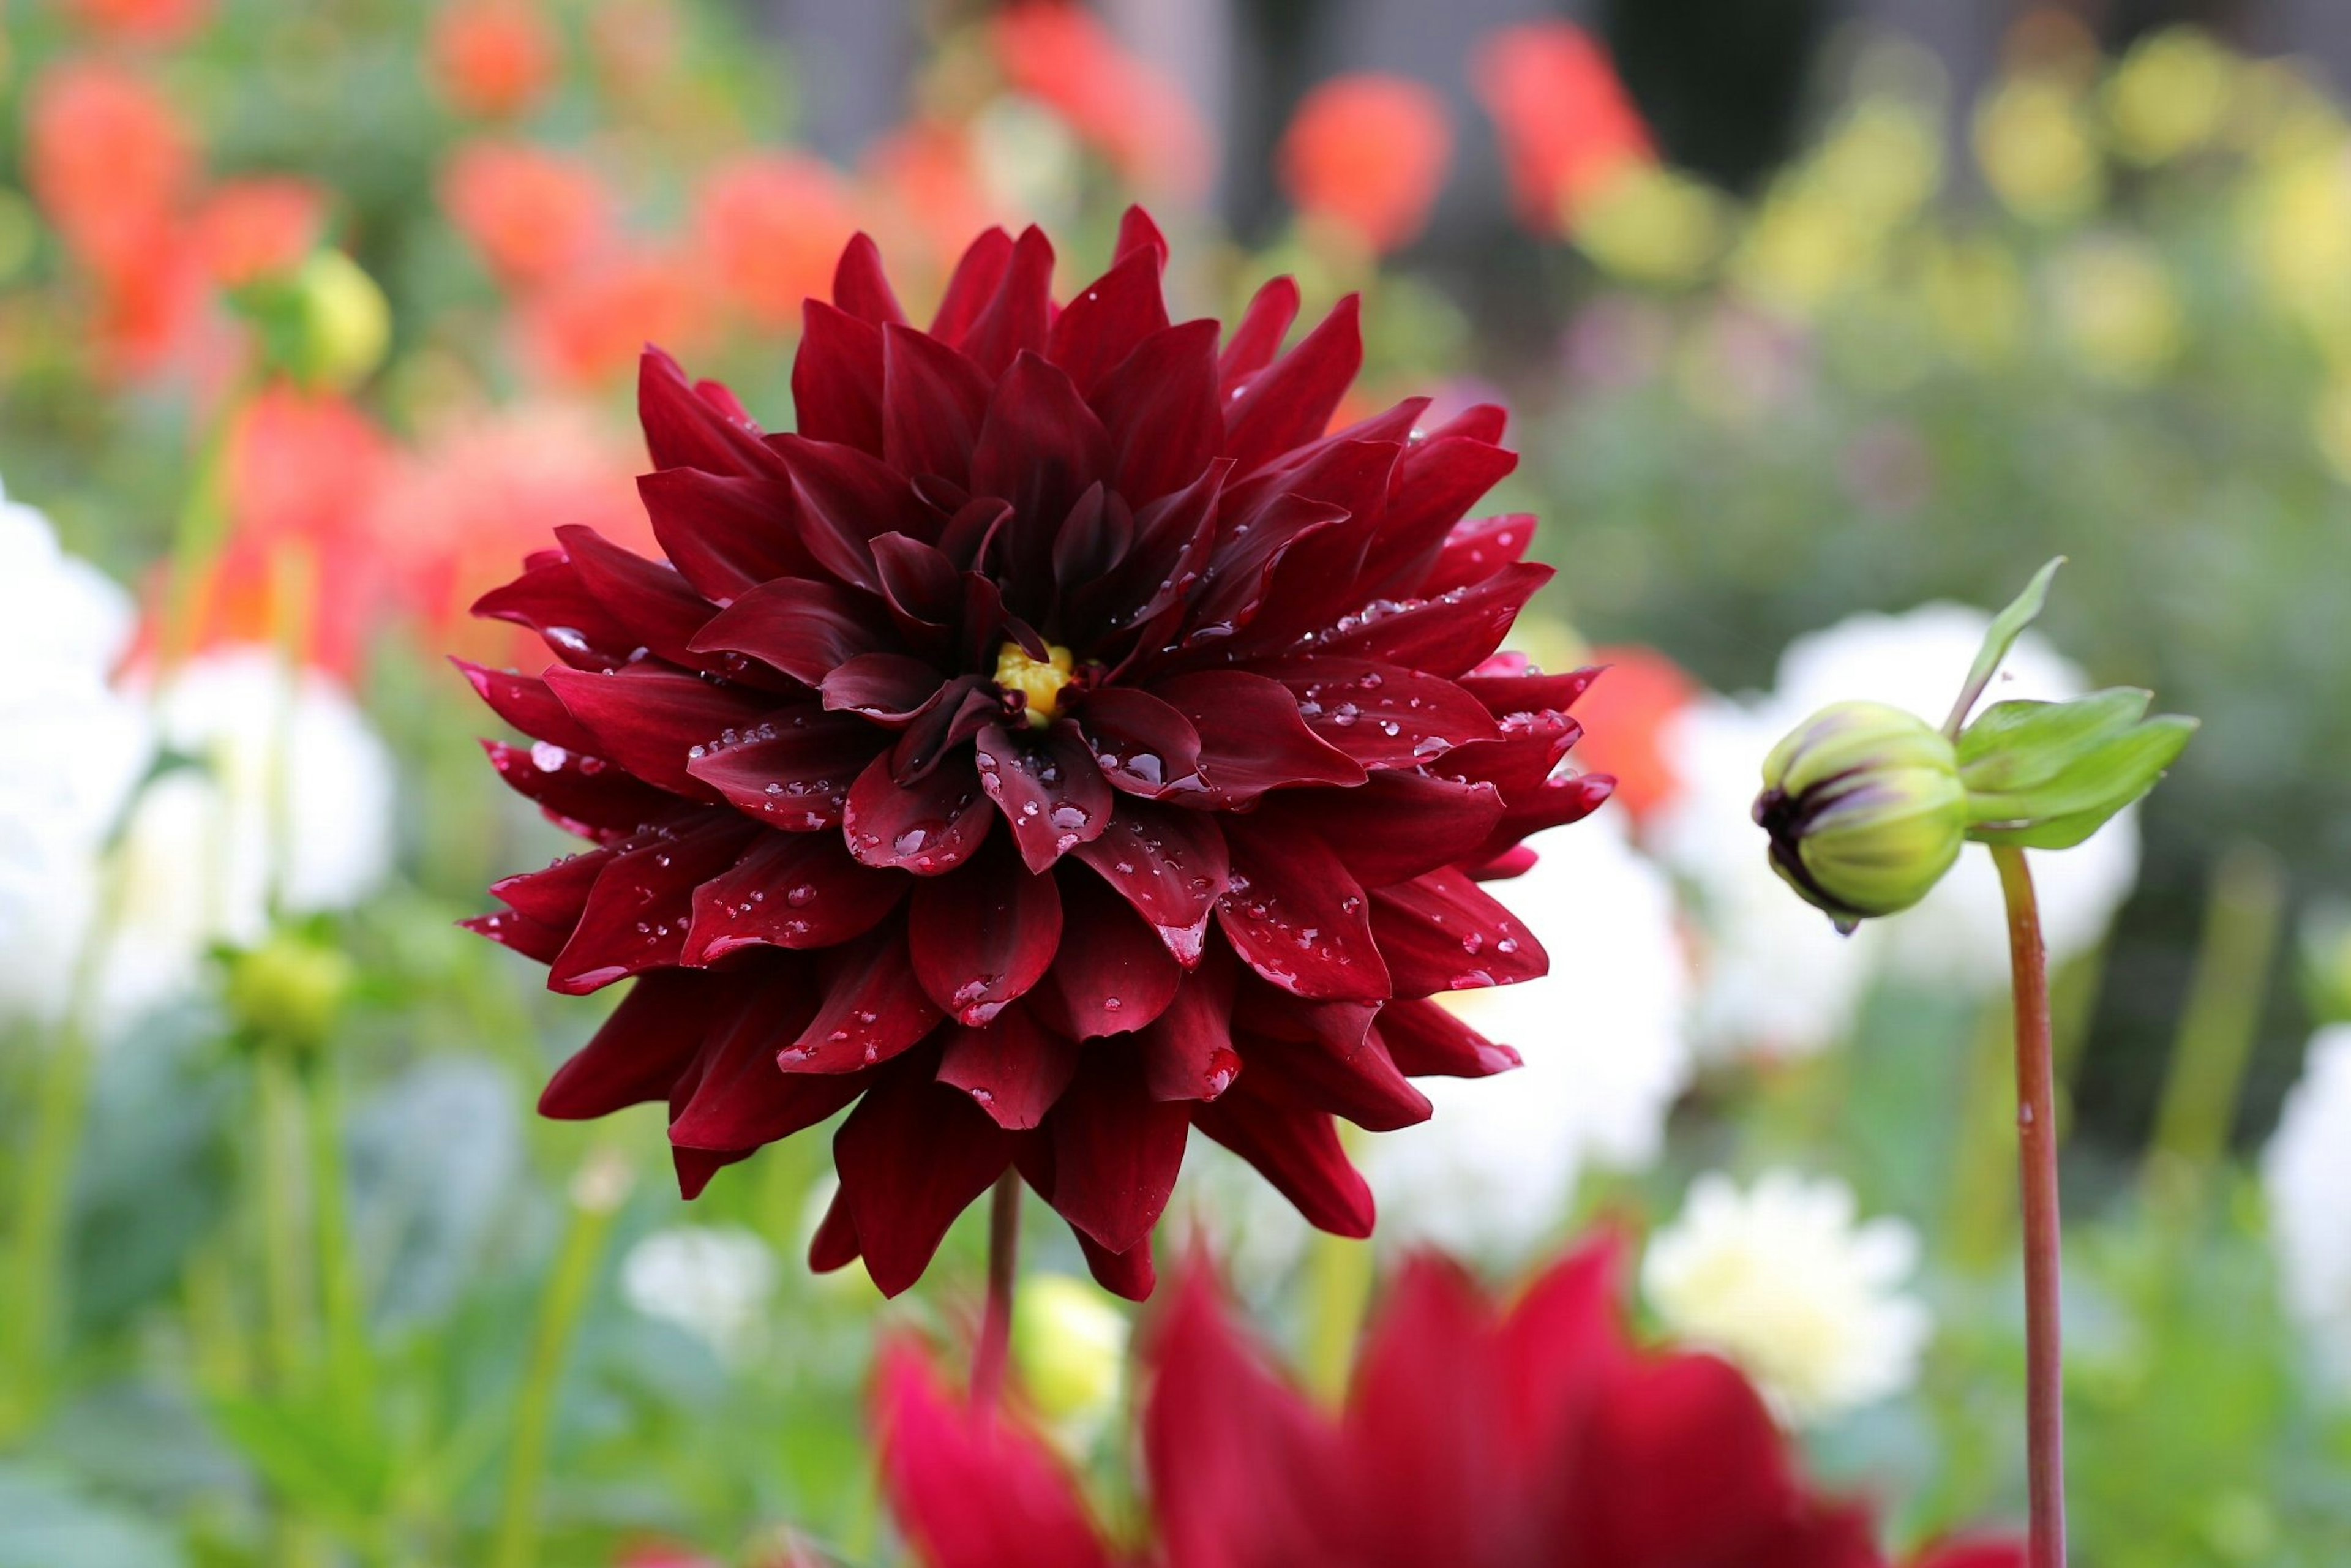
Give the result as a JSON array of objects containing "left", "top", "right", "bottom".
[
  {"left": 1152, "top": 670, "right": 1365, "bottom": 801},
  {"left": 541, "top": 666, "right": 768, "bottom": 800},
  {"left": 1369, "top": 866, "right": 1549, "bottom": 997},
  {"left": 843, "top": 751, "right": 994, "bottom": 875},
  {"left": 452, "top": 659, "right": 602, "bottom": 754},
  {"left": 1216, "top": 819, "right": 1389, "bottom": 1002},
  {"left": 1070, "top": 686, "right": 1207, "bottom": 800},
  {"left": 1374, "top": 997, "right": 1522, "bottom": 1078},
  {"left": 684, "top": 830, "right": 904, "bottom": 962},
  {"left": 937, "top": 1005, "right": 1079, "bottom": 1130},
  {"left": 1139, "top": 944, "right": 1241, "bottom": 1101},
  {"left": 906, "top": 841, "right": 1062, "bottom": 1024},
  {"left": 636, "top": 468, "right": 806, "bottom": 605},
  {"left": 539, "top": 970, "right": 725, "bottom": 1118},
  {"left": 1071, "top": 802, "right": 1229, "bottom": 965},
  {"left": 1193, "top": 1086, "right": 1374, "bottom": 1238},
  {"left": 834, "top": 1060, "right": 1018, "bottom": 1297},
  {"left": 1223, "top": 293, "right": 1362, "bottom": 474},
  {"left": 781, "top": 928, "right": 945, "bottom": 1072},
  {"left": 973, "top": 722, "right": 1114, "bottom": 874},
  {"left": 1091, "top": 318, "right": 1224, "bottom": 509},
  {"left": 1033, "top": 871, "right": 1182, "bottom": 1038},
  {"left": 687, "top": 576, "right": 887, "bottom": 687},
  {"left": 793, "top": 298, "right": 886, "bottom": 454},
  {"left": 882, "top": 324, "right": 992, "bottom": 487},
  {"left": 687, "top": 707, "right": 880, "bottom": 831},
  {"left": 1256, "top": 656, "right": 1498, "bottom": 767}
]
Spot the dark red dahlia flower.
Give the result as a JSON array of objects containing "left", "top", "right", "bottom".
[
  {"left": 876, "top": 1238, "right": 2027, "bottom": 1568},
  {"left": 462, "top": 208, "right": 1612, "bottom": 1299}
]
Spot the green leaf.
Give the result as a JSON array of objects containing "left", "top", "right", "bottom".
[
  {"left": 206, "top": 1392, "right": 392, "bottom": 1526},
  {"left": 1957, "top": 689, "right": 2151, "bottom": 792},
  {"left": 1941, "top": 556, "right": 2064, "bottom": 737},
  {"left": 1965, "top": 715, "right": 2197, "bottom": 846}
]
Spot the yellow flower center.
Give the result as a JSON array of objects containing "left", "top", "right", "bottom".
[{"left": 994, "top": 641, "right": 1075, "bottom": 729}]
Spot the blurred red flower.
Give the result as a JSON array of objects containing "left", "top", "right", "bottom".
[
  {"left": 442, "top": 140, "right": 613, "bottom": 290},
  {"left": 1278, "top": 73, "right": 1454, "bottom": 255},
  {"left": 1566, "top": 643, "right": 1696, "bottom": 824},
  {"left": 468, "top": 212, "right": 1606, "bottom": 1298},
  {"left": 372, "top": 401, "right": 653, "bottom": 659},
  {"left": 194, "top": 177, "right": 331, "bottom": 288},
  {"left": 515, "top": 247, "right": 710, "bottom": 387},
  {"left": 61, "top": 0, "right": 212, "bottom": 45},
  {"left": 429, "top": 0, "right": 561, "bottom": 119},
  {"left": 26, "top": 58, "right": 197, "bottom": 279},
  {"left": 1470, "top": 21, "right": 1654, "bottom": 237},
  {"left": 695, "top": 153, "right": 862, "bottom": 330},
  {"left": 879, "top": 1239, "right": 2029, "bottom": 1568},
  {"left": 991, "top": 2, "right": 1211, "bottom": 198}
]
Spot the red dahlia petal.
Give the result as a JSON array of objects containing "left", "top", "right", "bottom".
[
  {"left": 1193, "top": 1085, "right": 1374, "bottom": 1239},
  {"left": 1153, "top": 671, "right": 1364, "bottom": 801},
  {"left": 636, "top": 467, "right": 807, "bottom": 604},
  {"left": 1343, "top": 1255, "right": 1509, "bottom": 1554},
  {"left": 880, "top": 324, "right": 992, "bottom": 489},
  {"left": 906, "top": 838, "right": 1062, "bottom": 1024},
  {"left": 1071, "top": 801, "right": 1229, "bottom": 966},
  {"left": 460, "top": 909, "right": 569, "bottom": 962},
  {"left": 844, "top": 750, "right": 994, "bottom": 875},
  {"left": 936, "top": 1003, "right": 1077, "bottom": 1130},
  {"left": 820, "top": 651, "right": 948, "bottom": 724},
  {"left": 547, "top": 817, "right": 753, "bottom": 994},
  {"left": 971, "top": 353, "right": 1114, "bottom": 598},
  {"left": 1258, "top": 656, "right": 1498, "bottom": 767},
  {"left": 956, "top": 223, "right": 1054, "bottom": 377},
  {"left": 688, "top": 576, "right": 887, "bottom": 687},
  {"left": 687, "top": 707, "right": 877, "bottom": 831},
  {"left": 828, "top": 231, "right": 907, "bottom": 326},
  {"left": 1367, "top": 866, "right": 1548, "bottom": 997},
  {"left": 1044, "top": 1044, "right": 1190, "bottom": 1256},
  {"left": 1374, "top": 997, "right": 1522, "bottom": 1078},
  {"left": 1224, "top": 293, "right": 1362, "bottom": 475},
  {"left": 1139, "top": 943, "right": 1240, "bottom": 1101},
  {"left": 539, "top": 970, "right": 731, "bottom": 1119},
  {"left": 973, "top": 722, "right": 1113, "bottom": 874},
  {"left": 542, "top": 666, "right": 768, "bottom": 800},
  {"left": 780, "top": 928, "right": 944, "bottom": 1073},
  {"left": 1070, "top": 686, "right": 1207, "bottom": 800},
  {"left": 1308, "top": 560, "right": 1553, "bottom": 677},
  {"left": 452, "top": 659, "right": 601, "bottom": 754},
  {"left": 1217, "top": 819, "right": 1389, "bottom": 1002},
  {"left": 552, "top": 525, "right": 727, "bottom": 675},
  {"left": 684, "top": 830, "right": 902, "bottom": 962},
  {"left": 489, "top": 847, "right": 606, "bottom": 928},
  {"left": 1073, "top": 1228, "right": 1156, "bottom": 1302},
  {"left": 1090, "top": 318, "right": 1224, "bottom": 509},
  {"left": 668, "top": 963, "right": 866, "bottom": 1153},
  {"left": 1422, "top": 511, "right": 1538, "bottom": 598},
  {"left": 834, "top": 1060, "right": 1018, "bottom": 1298},
  {"left": 472, "top": 555, "right": 639, "bottom": 671},
  {"left": 639, "top": 347, "right": 784, "bottom": 479},
  {"left": 1251, "top": 772, "right": 1504, "bottom": 890},
  {"left": 1046, "top": 243, "right": 1171, "bottom": 396},
  {"left": 1033, "top": 871, "right": 1183, "bottom": 1039},
  {"left": 482, "top": 738, "right": 666, "bottom": 837},
  {"left": 793, "top": 299, "right": 886, "bottom": 454},
  {"left": 1218, "top": 273, "right": 1302, "bottom": 392},
  {"left": 929, "top": 227, "right": 1013, "bottom": 343}
]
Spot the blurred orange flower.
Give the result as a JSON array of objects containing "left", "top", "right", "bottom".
[
  {"left": 588, "top": 0, "right": 683, "bottom": 102},
  {"left": 61, "top": 0, "right": 211, "bottom": 45},
  {"left": 443, "top": 140, "right": 612, "bottom": 290},
  {"left": 195, "top": 177, "right": 331, "bottom": 288},
  {"left": 516, "top": 247, "right": 710, "bottom": 388},
  {"left": 863, "top": 118, "right": 1002, "bottom": 293},
  {"left": 1570, "top": 643, "right": 1697, "bottom": 823},
  {"left": 429, "top": 0, "right": 561, "bottom": 119},
  {"left": 694, "top": 152, "right": 861, "bottom": 329},
  {"left": 369, "top": 400, "right": 651, "bottom": 658},
  {"left": 1278, "top": 73, "right": 1453, "bottom": 253},
  {"left": 1471, "top": 20, "right": 1654, "bottom": 236},
  {"left": 26, "top": 58, "right": 198, "bottom": 277},
  {"left": 990, "top": 2, "right": 1211, "bottom": 198}
]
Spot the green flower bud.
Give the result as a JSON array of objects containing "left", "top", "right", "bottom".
[
  {"left": 225, "top": 928, "right": 355, "bottom": 1056},
  {"left": 233, "top": 249, "right": 391, "bottom": 391},
  {"left": 1755, "top": 700, "right": 1968, "bottom": 933},
  {"left": 1010, "top": 1272, "right": 1128, "bottom": 1435}
]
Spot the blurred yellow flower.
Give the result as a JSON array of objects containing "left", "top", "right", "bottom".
[
  {"left": 1571, "top": 163, "right": 1727, "bottom": 288},
  {"left": 2046, "top": 236, "right": 2182, "bottom": 383},
  {"left": 2103, "top": 27, "right": 2234, "bottom": 165},
  {"left": 1919, "top": 234, "right": 2027, "bottom": 368},
  {"left": 2241, "top": 145, "right": 2351, "bottom": 347},
  {"left": 1976, "top": 74, "right": 2105, "bottom": 223},
  {"left": 1733, "top": 99, "right": 1940, "bottom": 320}
]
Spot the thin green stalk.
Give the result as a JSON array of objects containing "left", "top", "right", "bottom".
[
  {"left": 306, "top": 1057, "right": 375, "bottom": 1427},
  {"left": 2147, "top": 843, "right": 2287, "bottom": 1187},
  {"left": 254, "top": 1046, "right": 317, "bottom": 1394},
  {"left": 0, "top": 1013, "right": 94, "bottom": 1442},
  {"left": 489, "top": 1149, "right": 631, "bottom": 1568}
]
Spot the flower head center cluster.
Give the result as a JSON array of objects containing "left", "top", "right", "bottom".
[{"left": 993, "top": 640, "right": 1076, "bottom": 729}]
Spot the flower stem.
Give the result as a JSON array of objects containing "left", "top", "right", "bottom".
[
  {"left": 490, "top": 1149, "right": 629, "bottom": 1568},
  {"left": 1992, "top": 845, "right": 2067, "bottom": 1568},
  {"left": 0, "top": 1012, "right": 93, "bottom": 1443},
  {"left": 972, "top": 1170, "right": 1022, "bottom": 1411}
]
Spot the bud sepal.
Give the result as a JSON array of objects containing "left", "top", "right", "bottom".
[{"left": 1957, "top": 688, "right": 2197, "bottom": 850}]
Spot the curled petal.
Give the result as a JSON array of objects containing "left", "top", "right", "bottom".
[
  {"left": 1368, "top": 866, "right": 1548, "bottom": 997},
  {"left": 1193, "top": 1086, "right": 1374, "bottom": 1238},
  {"left": 688, "top": 576, "right": 888, "bottom": 687},
  {"left": 1070, "top": 686, "right": 1207, "bottom": 800},
  {"left": 453, "top": 659, "right": 601, "bottom": 754},
  {"left": 1072, "top": 802, "right": 1229, "bottom": 965},
  {"left": 1217, "top": 819, "right": 1389, "bottom": 1002},
  {"left": 844, "top": 751, "right": 995, "bottom": 875},
  {"left": 781, "top": 928, "right": 945, "bottom": 1073},
  {"left": 688, "top": 707, "right": 881, "bottom": 831},
  {"left": 937, "top": 1003, "right": 1078, "bottom": 1130},
  {"left": 1033, "top": 870, "right": 1182, "bottom": 1039},
  {"left": 1153, "top": 670, "right": 1364, "bottom": 801},
  {"left": 684, "top": 830, "right": 904, "bottom": 962},
  {"left": 543, "top": 666, "right": 770, "bottom": 799},
  {"left": 906, "top": 839, "right": 1063, "bottom": 1025},
  {"left": 974, "top": 722, "right": 1114, "bottom": 874}
]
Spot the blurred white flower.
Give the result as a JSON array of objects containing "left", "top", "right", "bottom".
[
  {"left": 620, "top": 1225, "right": 779, "bottom": 1364},
  {"left": 1365, "top": 812, "right": 1693, "bottom": 1259},
  {"left": 2262, "top": 1024, "right": 2351, "bottom": 1377},
  {"left": 95, "top": 647, "right": 396, "bottom": 1032},
  {"left": 0, "top": 486, "right": 152, "bottom": 1027},
  {"left": 1653, "top": 599, "right": 2143, "bottom": 1059},
  {"left": 1642, "top": 1169, "right": 1931, "bottom": 1427}
]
